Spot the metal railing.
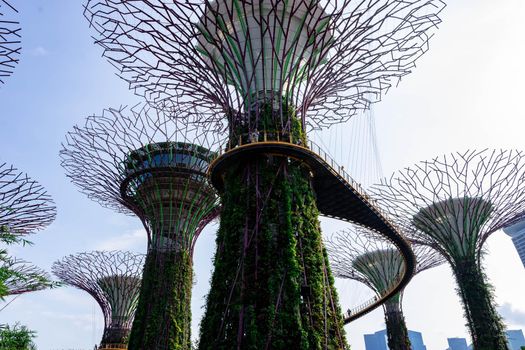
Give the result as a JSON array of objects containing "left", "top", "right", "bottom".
[
  {"left": 212, "top": 131, "right": 404, "bottom": 236},
  {"left": 342, "top": 275, "right": 403, "bottom": 319},
  {"left": 96, "top": 344, "right": 127, "bottom": 350}
]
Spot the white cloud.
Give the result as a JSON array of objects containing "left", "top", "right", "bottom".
[
  {"left": 500, "top": 303, "right": 525, "bottom": 328},
  {"left": 94, "top": 229, "right": 147, "bottom": 252},
  {"left": 29, "top": 46, "right": 49, "bottom": 56}
]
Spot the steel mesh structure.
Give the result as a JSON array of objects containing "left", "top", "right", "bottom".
[
  {"left": 370, "top": 149, "right": 525, "bottom": 350},
  {"left": 326, "top": 227, "right": 443, "bottom": 349},
  {"left": 60, "top": 104, "right": 220, "bottom": 349},
  {"left": 0, "top": 162, "right": 56, "bottom": 236},
  {"left": 0, "top": 1, "right": 20, "bottom": 85},
  {"left": 1, "top": 259, "right": 55, "bottom": 297},
  {"left": 84, "top": 0, "right": 445, "bottom": 132},
  {"left": 52, "top": 251, "right": 145, "bottom": 348}
]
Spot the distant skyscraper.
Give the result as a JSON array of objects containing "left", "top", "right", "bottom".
[
  {"left": 503, "top": 219, "right": 525, "bottom": 268},
  {"left": 507, "top": 329, "right": 525, "bottom": 350},
  {"left": 447, "top": 338, "right": 469, "bottom": 350},
  {"left": 447, "top": 331, "right": 525, "bottom": 350},
  {"left": 364, "top": 329, "right": 427, "bottom": 350}
]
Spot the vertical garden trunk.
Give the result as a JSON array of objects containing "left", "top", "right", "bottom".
[
  {"left": 453, "top": 258, "right": 508, "bottom": 350},
  {"left": 198, "top": 152, "right": 347, "bottom": 349},
  {"left": 383, "top": 294, "right": 410, "bottom": 350},
  {"left": 129, "top": 249, "right": 193, "bottom": 350}
]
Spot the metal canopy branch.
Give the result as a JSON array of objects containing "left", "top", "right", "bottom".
[
  {"left": 326, "top": 227, "right": 443, "bottom": 298},
  {"left": 0, "top": 0, "right": 21, "bottom": 85},
  {"left": 60, "top": 103, "right": 221, "bottom": 253},
  {"left": 0, "top": 163, "right": 56, "bottom": 235},
  {"left": 369, "top": 149, "right": 525, "bottom": 264},
  {"left": 84, "top": 0, "right": 445, "bottom": 130},
  {"left": 1, "top": 259, "right": 56, "bottom": 296}
]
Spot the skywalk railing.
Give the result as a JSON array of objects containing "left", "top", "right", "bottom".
[
  {"left": 213, "top": 130, "right": 405, "bottom": 237},
  {"left": 342, "top": 275, "right": 403, "bottom": 320}
]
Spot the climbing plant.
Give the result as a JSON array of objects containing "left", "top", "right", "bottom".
[
  {"left": 0, "top": 323, "right": 36, "bottom": 350},
  {"left": 128, "top": 250, "right": 193, "bottom": 350},
  {"left": 198, "top": 105, "right": 347, "bottom": 349}
]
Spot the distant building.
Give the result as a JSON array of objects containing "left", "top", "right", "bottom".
[
  {"left": 447, "top": 338, "right": 468, "bottom": 350},
  {"left": 363, "top": 329, "right": 426, "bottom": 350},
  {"left": 446, "top": 331, "right": 525, "bottom": 350},
  {"left": 503, "top": 219, "right": 525, "bottom": 268},
  {"left": 507, "top": 329, "right": 525, "bottom": 350}
]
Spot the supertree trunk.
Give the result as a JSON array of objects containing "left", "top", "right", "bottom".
[
  {"left": 129, "top": 249, "right": 193, "bottom": 350},
  {"left": 452, "top": 258, "right": 509, "bottom": 350},
  {"left": 383, "top": 294, "right": 411, "bottom": 350},
  {"left": 101, "top": 327, "right": 131, "bottom": 346},
  {"left": 198, "top": 122, "right": 346, "bottom": 348}
]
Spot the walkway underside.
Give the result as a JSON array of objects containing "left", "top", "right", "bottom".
[{"left": 209, "top": 140, "right": 416, "bottom": 323}]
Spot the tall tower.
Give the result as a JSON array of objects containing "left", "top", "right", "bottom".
[
  {"left": 84, "top": 0, "right": 445, "bottom": 347},
  {"left": 371, "top": 149, "right": 525, "bottom": 350},
  {"left": 327, "top": 227, "right": 443, "bottom": 350},
  {"left": 52, "top": 251, "right": 145, "bottom": 349},
  {"left": 60, "top": 104, "right": 220, "bottom": 349},
  {"left": 503, "top": 219, "right": 525, "bottom": 268}
]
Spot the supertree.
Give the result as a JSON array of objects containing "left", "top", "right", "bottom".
[
  {"left": 83, "top": 1, "right": 445, "bottom": 348},
  {"left": 326, "top": 227, "right": 444, "bottom": 350},
  {"left": 0, "top": 259, "right": 56, "bottom": 298},
  {"left": 369, "top": 149, "right": 525, "bottom": 350},
  {"left": 60, "top": 104, "right": 220, "bottom": 349},
  {"left": 0, "top": 1, "right": 21, "bottom": 85},
  {"left": 52, "top": 251, "right": 145, "bottom": 349},
  {"left": 84, "top": 1, "right": 444, "bottom": 348}
]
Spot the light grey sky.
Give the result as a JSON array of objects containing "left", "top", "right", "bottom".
[{"left": 1, "top": 1, "right": 524, "bottom": 350}]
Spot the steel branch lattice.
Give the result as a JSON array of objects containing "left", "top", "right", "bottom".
[
  {"left": 326, "top": 227, "right": 443, "bottom": 296},
  {"left": 52, "top": 251, "right": 145, "bottom": 344},
  {"left": 60, "top": 104, "right": 222, "bottom": 253},
  {"left": 84, "top": 0, "right": 445, "bottom": 130},
  {"left": 2, "top": 258, "right": 55, "bottom": 296},
  {"left": 0, "top": 163, "right": 56, "bottom": 235},
  {"left": 0, "top": 0, "right": 20, "bottom": 85},
  {"left": 370, "top": 149, "right": 525, "bottom": 264}
]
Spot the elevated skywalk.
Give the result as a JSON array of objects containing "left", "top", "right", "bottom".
[{"left": 208, "top": 135, "right": 415, "bottom": 323}]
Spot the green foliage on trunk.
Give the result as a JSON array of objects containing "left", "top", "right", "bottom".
[
  {"left": 453, "top": 258, "right": 508, "bottom": 350},
  {"left": 128, "top": 250, "right": 193, "bottom": 350},
  {"left": 0, "top": 323, "right": 36, "bottom": 350},
  {"left": 383, "top": 295, "right": 410, "bottom": 350},
  {"left": 198, "top": 107, "right": 346, "bottom": 349}
]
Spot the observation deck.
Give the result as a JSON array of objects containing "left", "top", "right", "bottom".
[
  {"left": 119, "top": 142, "right": 219, "bottom": 251},
  {"left": 208, "top": 132, "right": 416, "bottom": 323}
]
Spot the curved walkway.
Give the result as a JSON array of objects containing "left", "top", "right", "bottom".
[{"left": 208, "top": 138, "right": 415, "bottom": 323}]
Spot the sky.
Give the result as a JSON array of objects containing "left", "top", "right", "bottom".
[{"left": 1, "top": 1, "right": 525, "bottom": 350}]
